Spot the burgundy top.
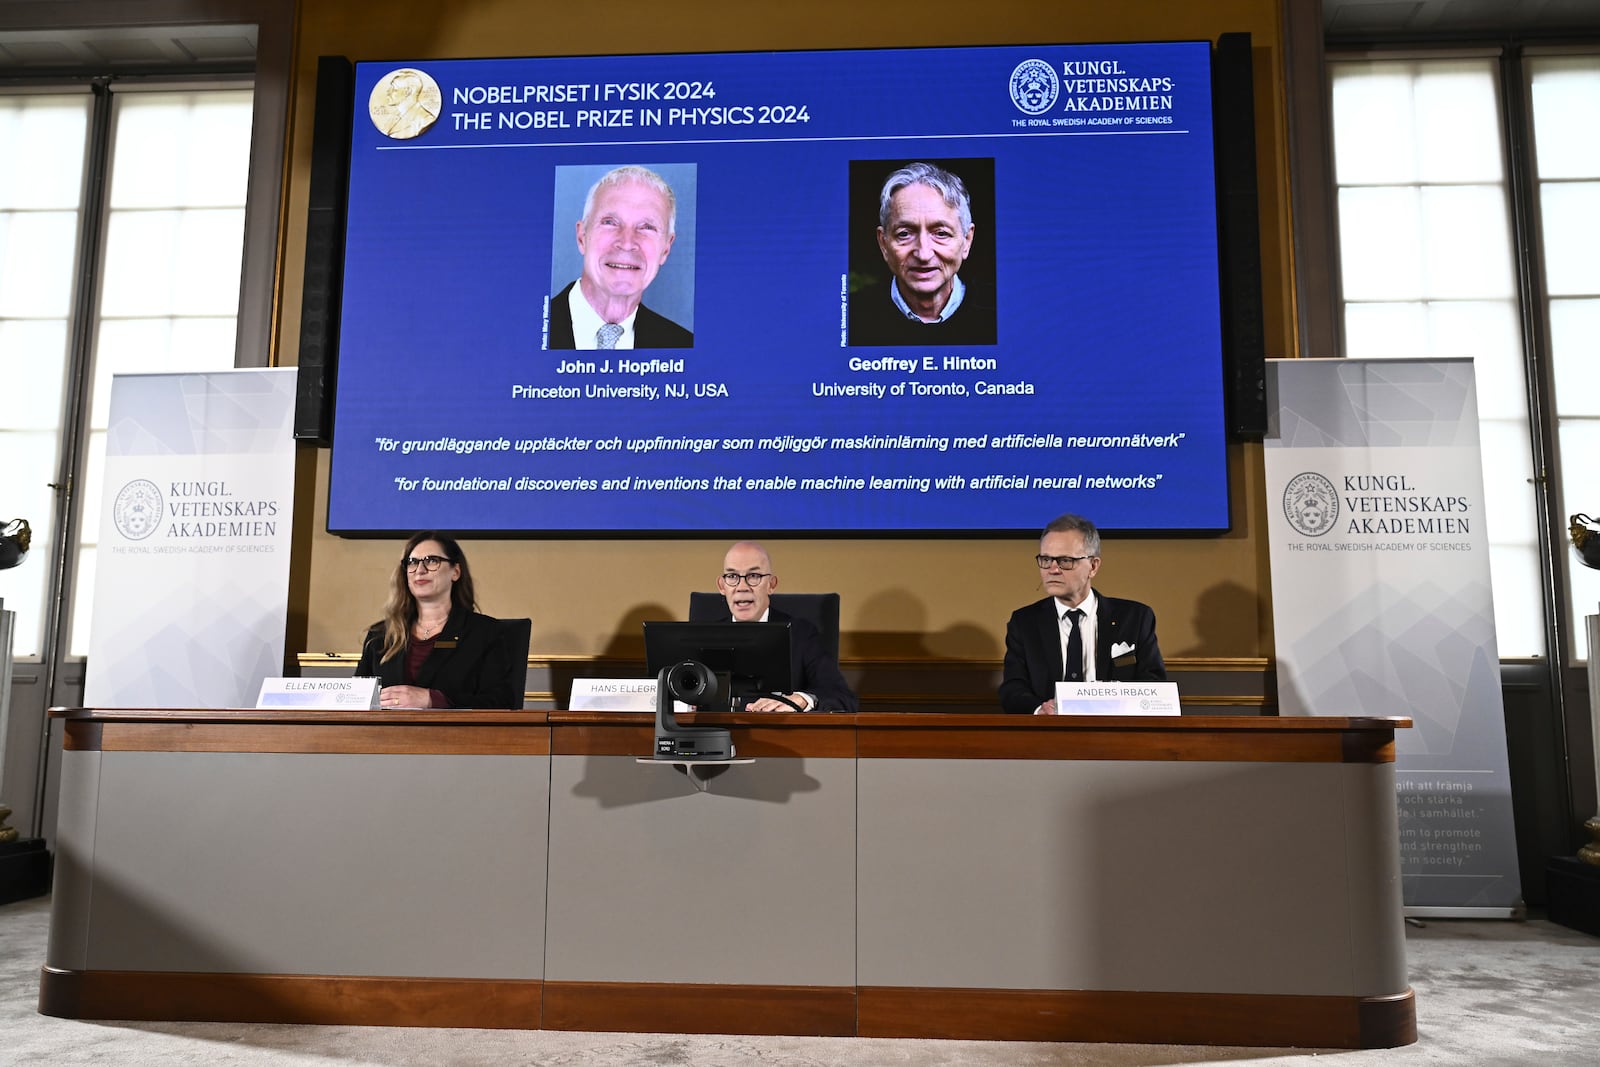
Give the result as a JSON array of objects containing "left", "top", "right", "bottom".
[{"left": 404, "top": 635, "right": 449, "bottom": 709}]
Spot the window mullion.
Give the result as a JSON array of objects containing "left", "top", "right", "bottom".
[
  {"left": 32, "top": 79, "right": 113, "bottom": 792},
  {"left": 1500, "top": 48, "right": 1572, "bottom": 681}
]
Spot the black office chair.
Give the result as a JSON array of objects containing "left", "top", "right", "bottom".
[
  {"left": 495, "top": 617, "right": 533, "bottom": 709},
  {"left": 686, "top": 591, "right": 841, "bottom": 665}
]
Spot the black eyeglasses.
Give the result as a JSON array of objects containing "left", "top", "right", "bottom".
[
  {"left": 720, "top": 572, "right": 772, "bottom": 587},
  {"left": 1036, "top": 554, "right": 1092, "bottom": 571},
  {"left": 404, "top": 555, "right": 452, "bottom": 572}
]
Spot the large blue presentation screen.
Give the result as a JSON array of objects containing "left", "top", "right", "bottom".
[{"left": 328, "top": 41, "right": 1230, "bottom": 534}]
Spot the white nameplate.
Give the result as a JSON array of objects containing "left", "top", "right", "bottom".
[
  {"left": 569, "top": 677, "right": 659, "bottom": 712},
  {"left": 257, "top": 676, "right": 381, "bottom": 710},
  {"left": 1053, "top": 681, "right": 1181, "bottom": 716}
]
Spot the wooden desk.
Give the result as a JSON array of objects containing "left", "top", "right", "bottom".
[{"left": 39, "top": 709, "right": 1414, "bottom": 1048}]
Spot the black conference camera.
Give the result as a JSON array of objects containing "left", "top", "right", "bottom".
[
  {"left": 654, "top": 659, "right": 735, "bottom": 760},
  {"left": 0, "top": 518, "right": 30, "bottom": 572}
]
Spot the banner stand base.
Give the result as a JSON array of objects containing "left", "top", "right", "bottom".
[
  {"left": 1403, "top": 905, "right": 1525, "bottom": 920},
  {"left": 1546, "top": 857, "right": 1600, "bottom": 937},
  {"left": 0, "top": 838, "right": 51, "bottom": 905}
]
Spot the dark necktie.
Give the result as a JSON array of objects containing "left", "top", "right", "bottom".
[
  {"left": 596, "top": 323, "right": 622, "bottom": 349},
  {"left": 1063, "top": 608, "right": 1085, "bottom": 682}
]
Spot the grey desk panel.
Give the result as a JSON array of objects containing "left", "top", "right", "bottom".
[
  {"left": 859, "top": 758, "right": 1398, "bottom": 996},
  {"left": 46, "top": 748, "right": 101, "bottom": 971},
  {"left": 1341, "top": 761, "right": 1409, "bottom": 992},
  {"left": 80, "top": 751, "right": 548, "bottom": 978},
  {"left": 545, "top": 755, "right": 856, "bottom": 985}
]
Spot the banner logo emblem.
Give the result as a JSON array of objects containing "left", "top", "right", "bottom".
[
  {"left": 1009, "top": 59, "right": 1059, "bottom": 115},
  {"left": 113, "top": 479, "right": 164, "bottom": 540},
  {"left": 1283, "top": 471, "right": 1339, "bottom": 537}
]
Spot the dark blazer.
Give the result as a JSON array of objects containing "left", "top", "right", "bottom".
[
  {"left": 546, "top": 280, "right": 693, "bottom": 349},
  {"left": 998, "top": 592, "right": 1167, "bottom": 714},
  {"left": 699, "top": 606, "right": 858, "bottom": 712},
  {"left": 848, "top": 277, "right": 996, "bottom": 346},
  {"left": 356, "top": 604, "right": 524, "bottom": 710}
]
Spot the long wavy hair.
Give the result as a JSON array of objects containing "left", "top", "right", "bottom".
[{"left": 378, "top": 531, "right": 478, "bottom": 662}]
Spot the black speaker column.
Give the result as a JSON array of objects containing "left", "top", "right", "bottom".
[
  {"left": 294, "top": 56, "right": 354, "bottom": 443},
  {"left": 1212, "top": 33, "right": 1268, "bottom": 440}
]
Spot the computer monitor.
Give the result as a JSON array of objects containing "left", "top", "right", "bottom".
[{"left": 642, "top": 621, "right": 794, "bottom": 712}]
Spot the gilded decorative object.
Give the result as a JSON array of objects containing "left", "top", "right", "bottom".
[
  {"left": 1579, "top": 816, "right": 1600, "bottom": 867},
  {"left": 1572, "top": 514, "right": 1600, "bottom": 570},
  {"left": 0, "top": 802, "right": 17, "bottom": 844},
  {"left": 0, "top": 517, "right": 28, "bottom": 570}
]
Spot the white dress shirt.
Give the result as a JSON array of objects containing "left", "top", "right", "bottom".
[
  {"left": 1057, "top": 589, "right": 1099, "bottom": 683},
  {"left": 567, "top": 283, "right": 640, "bottom": 349}
]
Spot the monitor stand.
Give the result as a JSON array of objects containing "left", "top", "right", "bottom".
[{"left": 636, "top": 756, "right": 756, "bottom": 791}]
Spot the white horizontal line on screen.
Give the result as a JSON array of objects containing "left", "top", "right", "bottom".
[{"left": 375, "top": 129, "right": 1193, "bottom": 151}]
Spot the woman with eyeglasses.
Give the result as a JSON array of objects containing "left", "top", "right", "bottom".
[{"left": 355, "top": 531, "right": 523, "bottom": 709}]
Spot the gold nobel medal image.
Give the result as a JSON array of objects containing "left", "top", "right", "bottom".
[{"left": 369, "top": 67, "right": 442, "bottom": 140}]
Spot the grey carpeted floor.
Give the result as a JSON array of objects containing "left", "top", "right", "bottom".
[{"left": 3, "top": 894, "right": 1596, "bottom": 1065}]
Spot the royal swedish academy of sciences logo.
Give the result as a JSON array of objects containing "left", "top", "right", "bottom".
[
  {"left": 1009, "top": 59, "right": 1059, "bottom": 115},
  {"left": 1283, "top": 472, "right": 1338, "bottom": 537},
  {"left": 113, "top": 479, "right": 163, "bottom": 541}
]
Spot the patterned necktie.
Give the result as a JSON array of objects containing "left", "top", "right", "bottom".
[
  {"left": 596, "top": 323, "right": 623, "bottom": 349},
  {"left": 1063, "top": 608, "right": 1085, "bottom": 682}
]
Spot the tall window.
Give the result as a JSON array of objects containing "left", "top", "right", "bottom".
[
  {"left": 1329, "top": 57, "right": 1544, "bottom": 658},
  {"left": 72, "top": 89, "right": 254, "bottom": 656},
  {"left": 1528, "top": 55, "right": 1600, "bottom": 660},
  {"left": 0, "top": 93, "right": 90, "bottom": 658},
  {"left": 0, "top": 85, "right": 253, "bottom": 661}
]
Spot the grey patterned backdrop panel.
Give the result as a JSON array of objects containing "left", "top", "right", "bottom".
[
  {"left": 1266, "top": 358, "right": 1479, "bottom": 450},
  {"left": 1265, "top": 357, "right": 1520, "bottom": 911}
]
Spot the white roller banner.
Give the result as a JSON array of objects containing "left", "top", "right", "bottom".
[
  {"left": 1264, "top": 358, "right": 1521, "bottom": 915},
  {"left": 85, "top": 369, "right": 297, "bottom": 709}
]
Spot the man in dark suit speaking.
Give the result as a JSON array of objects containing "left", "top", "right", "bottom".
[
  {"left": 705, "top": 541, "right": 857, "bottom": 713},
  {"left": 547, "top": 165, "right": 693, "bottom": 350},
  {"left": 999, "top": 513, "right": 1166, "bottom": 715}
]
